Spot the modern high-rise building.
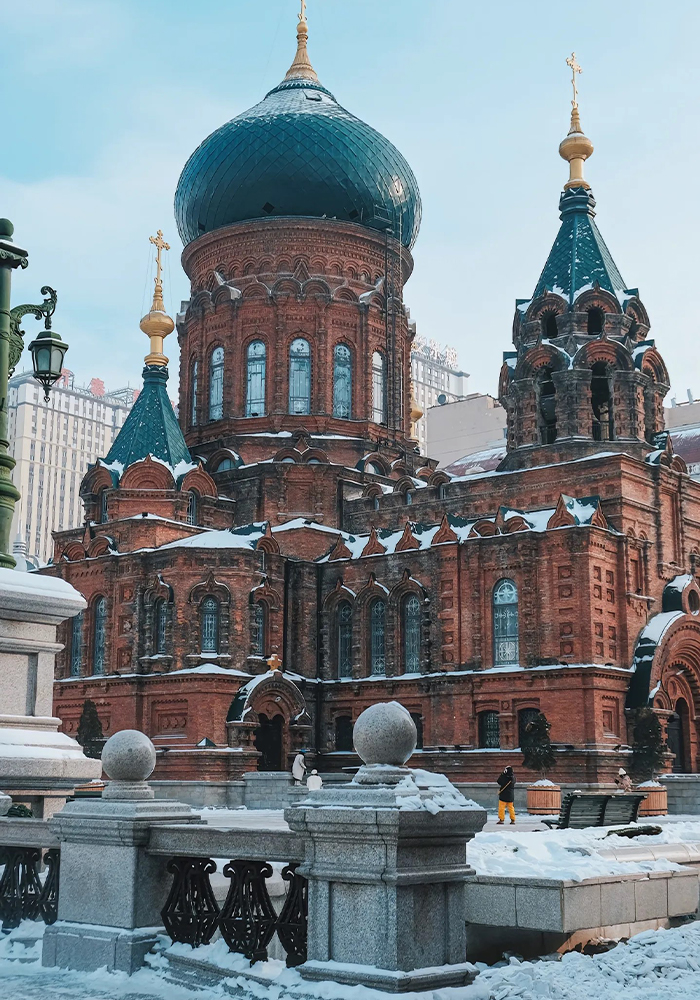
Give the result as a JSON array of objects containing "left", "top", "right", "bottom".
[
  {"left": 8, "top": 369, "right": 135, "bottom": 564},
  {"left": 410, "top": 337, "right": 469, "bottom": 454}
]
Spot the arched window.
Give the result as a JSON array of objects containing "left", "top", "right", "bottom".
[
  {"left": 190, "top": 359, "right": 199, "bottom": 427},
  {"left": 187, "top": 490, "right": 198, "bottom": 526},
  {"left": 372, "top": 351, "right": 387, "bottom": 424},
  {"left": 209, "top": 347, "right": 224, "bottom": 421},
  {"left": 335, "top": 715, "right": 353, "bottom": 752},
  {"left": 402, "top": 594, "right": 421, "bottom": 673},
  {"left": 246, "top": 340, "right": 266, "bottom": 417},
  {"left": 591, "top": 361, "right": 614, "bottom": 441},
  {"left": 99, "top": 489, "right": 108, "bottom": 524},
  {"left": 70, "top": 611, "right": 83, "bottom": 676},
  {"left": 538, "top": 368, "right": 557, "bottom": 444},
  {"left": 587, "top": 307, "right": 604, "bottom": 335},
  {"left": 493, "top": 578, "right": 519, "bottom": 666},
  {"left": 337, "top": 601, "right": 353, "bottom": 678},
  {"left": 216, "top": 458, "right": 235, "bottom": 472},
  {"left": 370, "top": 599, "right": 386, "bottom": 675},
  {"left": 201, "top": 597, "right": 219, "bottom": 653},
  {"left": 333, "top": 344, "right": 352, "bottom": 418},
  {"left": 518, "top": 708, "right": 540, "bottom": 748},
  {"left": 289, "top": 338, "right": 311, "bottom": 414},
  {"left": 410, "top": 712, "right": 424, "bottom": 749},
  {"left": 251, "top": 602, "right": 266, "bottom": 656},
  {"left": 93, "top": 597, "right": 106, "bottom": 675},
  {"left": 478, "top": 711, "right": 501, "bottom": 749},
  {"left": 154, "top": 599, "right": 168, "bottom": 655}
]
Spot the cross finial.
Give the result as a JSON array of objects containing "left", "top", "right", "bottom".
[
  {"left": 149, "top": 229, "right": 170, "bottom": 287},
  {"left": 566, "top": 52, "right": 582, "bottom": 108},
  {"left": 267, "top": 653, "right": 283, "bottom": 672},
  {"left": 299, "top": 0, "right": 307, "bottom": 24}
]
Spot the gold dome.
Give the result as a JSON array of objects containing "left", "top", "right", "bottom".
[{"left": 559, "top": 55, "right": 593, "bottom": 190}]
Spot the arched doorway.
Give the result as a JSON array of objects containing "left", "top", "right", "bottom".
[
  {"left": 668, "top": 699, "right": 689, "bottom": 773},
  {"left": 254, "top": 713, "right": 284, "bottom": 771}
]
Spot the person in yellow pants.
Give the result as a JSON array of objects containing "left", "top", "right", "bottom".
[{"left": 496, "top": 765, "right": 516, "bottom": 824}]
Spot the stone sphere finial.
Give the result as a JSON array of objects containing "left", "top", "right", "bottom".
[
  {"left": 102, "top": 730, "right": 156, "bottom": 799},
  {"left": 353, "top": 702, "right": 417, "bottom": 767}
]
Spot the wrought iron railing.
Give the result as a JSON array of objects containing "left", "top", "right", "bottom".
[{"left": 0, "top": 818, "right": 60, "bottom": 932}]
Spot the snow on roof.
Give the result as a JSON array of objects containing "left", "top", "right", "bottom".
[
  {"left": 444, "top": 445, "right": 506, "bottom": 477},
  {"left": 670, "top": 425, "right": 700, "bottom": 465},
  {"left": 447, "top": 450, "right": 622, "bottom": 485},
  {"left": 637, "top": 610, "right": 685, "bottom": 646}
]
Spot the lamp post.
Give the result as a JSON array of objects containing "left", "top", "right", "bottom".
[{"left": 0, "top": 218, "right": 68, "bottom": 568}]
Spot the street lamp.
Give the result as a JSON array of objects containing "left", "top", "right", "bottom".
[{"left": 0, "top": 218, "right": 68, "bottom": 568}]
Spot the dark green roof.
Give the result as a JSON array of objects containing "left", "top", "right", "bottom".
[
  {"left": 103, "top": 365, "right": 192, "bottom": 472},
  {"left": 533, "top": 188, "right": 627, "bottom": 304}
]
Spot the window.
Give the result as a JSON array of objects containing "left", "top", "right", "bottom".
[
  {"left": 410, "top": 712, "right": 424, "bottom": 750},
  {"left": 246, "top": 341, "right": 266, "bottom": 416},
  {"left": 518, "top": 708, "right": 540, "bottom": 748},
  {"left": 209, "top": 347, "right": 224, "bottom": 421},
  {"left": 335, "top": 715, "right": 353, "bottom": 752},
  {"left": 70, "top": 611, "right": 83, "bottom": 676},
  {"left": 372, "top": 351, "right": 387, "bottom": 424},
  {"left": 493, "top": 578, "right": 519, "bottom": 666},
  {"left": 187, "top": 490, "right": 198, "bottom": 526},
  {"left": 251, "top": 602, "right": 265, "bottom": 656},
  {"left": 201, "top": 597, "right": 219, "bottom": 653},
  {"left": 216, "top": 458, "right": 235, "bottom": 472},
  {"left": 289, "top": 338, "right": 311, "bottom": 414},
  {"left": 93, "top": 597, "right": 106, "bottom": 675},
  {"left": 587, "top": 307, "right": 604, "bottom": 335},
  {"left": 154, "top": 599, "right": 167, "bottom": 655},
  {"left": 538, "top": 368, "right": 557, "bottom": 444},
  {"left": 99, "top": 488, "right": 108, "bottom": 523},
  {"left": 370, "top": 599, "right": 386, "bottom": 675},
  {"left": 402, "top": 594, "right": 421, "bottom": 673},
  {"left": 591, "top": 361, "right": 614, "bottom": 441},
  {"left": 190, "top": 359, "right": 198, "bottom": 427},
  {"left": 478, "top": 711, "right": 500, "bottom": 749},
  {"left": 333, "top": 344, "right": 352, "bottom": 418},
  {"left": 337, "top": 601, "right": 353, "bottom": 678}
]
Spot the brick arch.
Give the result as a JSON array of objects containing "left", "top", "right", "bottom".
[
  {"left": 188, "top": 573, "right": 231, "bottom": 606},
  {"left": 639, "top": 347, "right": 670, "bottom": 386},
  {"left": 303, "top": 279, "right": 332, "bottom": 300},
  {"left": 180, "top": 467, "right": 217, "bottom": 497},
  {"left": 241, "top": 282, "right": 270, "bottom": 300},
  {"left": 524, "top": 291, "right": 567, "bottom": 324},
  {"left": 86, "top": 535, "right": 114, "bottom": 557},
  {"left": 62, "top": 542, "right": 87, "bottom": 562},
  {"left": 334, "top": 286, "right": 359, "bottom": 304},
  {"left": 514, "top": 343, "right": 567, "bottom": 380},
  {"left": 572, "top": 339, "right": 634, "bottom": 372},
  {"left": 120, "top": 457, "right": 176, "bottom": 491},
  {"left": 272, "top": 277, "right": 302, "bottom": 299},
  {"left": 227, "top": 671, "right": 310, "bottom": 730},
  {"left": 82, "top": 464, "right": 117, "bottom": 494},
  {"left": 573, "top": 287, "right": 621, "bottom": 316}
]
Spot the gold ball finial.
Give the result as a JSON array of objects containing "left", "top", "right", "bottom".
[
  {"left": 140, "top": 230, "right": 174, "bottom": 367},
  {"left": 559, "top": 52, "right": 593, "bottom": 189},
  {"left": 284, "top": 0, "right": 318, "bottom": 83}
]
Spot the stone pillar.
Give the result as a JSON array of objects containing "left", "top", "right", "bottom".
[
  {"left": 0, "top": 570, "right": 101, "bottom": 818},
  {"left": 286, "top": 701, "right": 487, "bottom": 993},
  {"left": 42, "top": 730, "right": 197, "bottom": 974}
]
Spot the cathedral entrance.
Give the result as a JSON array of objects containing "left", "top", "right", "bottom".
[
  {"left": 668, "top": 699, "right": 689, "bottom": 773},
  {"left": 254, "top": 713, "right": 284, "bottom": 771}
]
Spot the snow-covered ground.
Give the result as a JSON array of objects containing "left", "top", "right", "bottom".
[{"left": 2, "top": 921, "right": 700, "bottom": 1000}]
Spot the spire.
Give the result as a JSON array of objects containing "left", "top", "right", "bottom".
[
  {"left": 558, "top": 52, "right": 594, "bottom": 190},
  {"left": 284, "top": 0, "right": 318, "bottom": 83},
  {"left": 140, "top": 230, "right": 175, "bottom": 367}
]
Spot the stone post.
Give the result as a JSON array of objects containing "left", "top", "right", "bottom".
[
  {"left": 286, "top": 701, "right": 487, "bottom": 993},
  {"left": 43, "top": 730, "right": 197, "bottom": 974}
]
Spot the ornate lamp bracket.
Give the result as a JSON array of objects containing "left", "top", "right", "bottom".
[{"left": 8, "top": 286, "right": 57, "bottom": 377}]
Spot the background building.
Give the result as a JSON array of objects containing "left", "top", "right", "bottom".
[
  {"left": 410, "top": 336, "right": 469, "bottom": 454},
  {"left": 9, "top": 369, "right": 135, "bottom": 564},
  {"left": 426, "top": 392, "right": 507, "bottom": 468}
]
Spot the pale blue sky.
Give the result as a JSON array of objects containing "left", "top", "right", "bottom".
[{"left": 2, "top": 0, "right": 699, "bottom": 402}]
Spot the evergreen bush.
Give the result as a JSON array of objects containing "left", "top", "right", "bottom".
[
  {"left": 521, "top": 711, "right": 556, "bottom": 779},
  {"left": 630, "top": 708, "right": 667, "bottom": 782},
  {"left": 76, "top": 699, "right": 105, "bottom": 760}
]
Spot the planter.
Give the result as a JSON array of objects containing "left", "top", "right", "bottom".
[
  {"left": 637, "top": 783, "right": 668, "bottom": 816},
  {"left": 526, "top": 782, "right": 561, "bottom": 815}
]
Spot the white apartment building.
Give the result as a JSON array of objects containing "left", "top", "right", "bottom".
[
  {"left": 8, "top": 369, "right": 135, "bottom": 565},
  {"left": 411, "top": 337, "right": 469, "bottom": 455}
]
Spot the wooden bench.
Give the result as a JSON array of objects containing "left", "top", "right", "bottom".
[{"left": 542, "top": 792, "right": 647, "bottom": 829}]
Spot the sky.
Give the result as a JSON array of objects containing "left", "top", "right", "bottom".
[{"left": 2, "top": 0, "right": 700, "bottom": 403}]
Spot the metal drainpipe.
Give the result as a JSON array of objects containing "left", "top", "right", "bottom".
[
  {"left": 315, "top": 561, "right": 323, "bottom": 757},
  {"left": 283, "top": 558, "right": 290, "bottom": 672}
]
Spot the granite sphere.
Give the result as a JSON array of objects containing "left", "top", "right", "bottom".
[
  {"left": 102, "top": 729, "right": 156, "bottom": 782},
  {"left": 353, "top": 702, "right": 417, "bottom": 766}
]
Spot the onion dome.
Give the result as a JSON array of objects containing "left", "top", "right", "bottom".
[{"left": 174, "top": 12, "right": 421, "bottom": 249}]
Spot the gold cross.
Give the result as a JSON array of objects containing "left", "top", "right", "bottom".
[
  {"left": 149, "top": 229, "right": 170, "bottom": 286},
  {"left": 299, "top": 0, "right": 307, "bottom": 23},
  {"left": 566, "top": 52, "right": 582, "bottom": 108},
  {"left": 267, "top": 653, "right": 283, "bottom": 672}
]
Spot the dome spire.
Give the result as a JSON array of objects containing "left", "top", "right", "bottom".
[
  {"left": 140, "top": 230, "right": 175, "bottom": 367},
  {"left": 284, "top": 0, "right": 319, "bottom": 84},
  {"left": 559, "top": 52, "right": 594, "bottom": 190}
]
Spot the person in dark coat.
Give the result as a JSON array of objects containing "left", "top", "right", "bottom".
[{"left": 497, "top": 766, "right": 516, "bottom": 824}]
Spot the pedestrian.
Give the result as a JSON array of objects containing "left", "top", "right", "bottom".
[
  {"left": 615, "top": 767, "right": 632, "bottom": 793},
  {"left": 306, "top": 769, "right": 323, "bottom": 791},
  {"left": 496, "top": 765, "right": 516, "bottom": 824},
  {"left": 292, "top": 750, "right": 307, "bottom": 786}
]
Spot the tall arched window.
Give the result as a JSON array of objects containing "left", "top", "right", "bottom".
[
  {"left": 187, "top": 490, "right": 198, "bottom": 526},
  {"left": 289, "top": 338, "right": 311, "bottom": 414},
  {"left": 70, "top": 611, "right": 83, "bottom": 676},
  {"left": 591, "top": 361, "right": 614, "bottom": 441},
  {"left": 154, "top": 599, "right": 168, "bottom": 655},
  {"left": 478, "top": 711, "right": 501, "bottom": 749},
  {"left": 201, "top": 597, "right": 220, "bottom": 653},
  {"left": 93, "top": 597, "right": 106, "bottom": 675},
  {"left": 493, "top": 578, "right": 518, "bottom": 666},
  {"left": 402, "top": 594, "right": 421, "bottom": 673},
  {"left": 333, "top": 344, "right": 352, "bottom": 418},
  {"left": 209, "top": 347, "right": 224, "bottom": 421},
  {"left": 246, "top": 340, "right": 266, "bottom": 417},
  {"left": 190, "top": 359, "right": 199, "bottom": 427},
  {"left": 251, "top": 602, "right": 266, "bottom": 656},
  {"left": 372, "top": 351, "right": 387, "bottom": 424},
  {"left": 337, "top": 601, "right": 353, "bottom": 678},
  {"left": 99, "top": 489, "right": 108, "bottom": 524},
  {"left": 370, "top": 599, "right": 386, "bottom": 675},
  {"left": 335, "top": 715, "right": 353, "bottom": 752},
  {"left": 587, "top": 307, "right": 604, "bottom": 335},
  {"left": 538, "top": 368, "right": 557, "bottom": 444}
]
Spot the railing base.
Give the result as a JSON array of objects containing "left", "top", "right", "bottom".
[{"left": 42, "top": 921, "right": 163, "bottom": 974}]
